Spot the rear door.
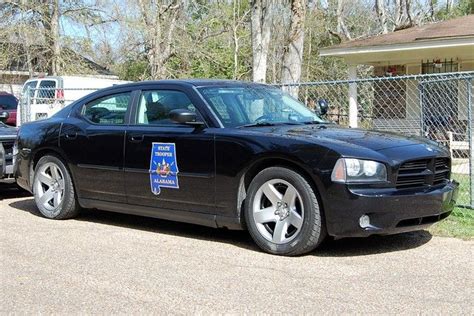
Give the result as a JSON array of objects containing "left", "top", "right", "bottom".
[
  {"left": 123, "top": 86, "right": 215, "bottom": 213},
  {"left": 18, "top": 80, "right": 38, "bottom": 125},
  {"left": 59, "top": 89, "right": 134, "bottom": 203},
  {"left": 35, "top": 79, "right": 59, "bottom": 120}
]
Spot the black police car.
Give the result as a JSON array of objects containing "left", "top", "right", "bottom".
[{"left": 15, "top": 80, "right": 458, "bottom": 256}]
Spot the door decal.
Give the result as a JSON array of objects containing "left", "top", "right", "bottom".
[{"left": 149, "top": 142, "right": 179, "bottom": 195}]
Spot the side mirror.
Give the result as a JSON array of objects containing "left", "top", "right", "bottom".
[
  {"left": 0, "top": 111, "right": 9, "bottom": 123},
  {"left": 318, "top": 99, "right": 329, "bottom": 116},
  {"left": 169, "top": 109, "right": 203, "bottom": 126}
]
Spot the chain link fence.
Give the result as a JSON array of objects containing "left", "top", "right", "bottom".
[
  {"left": 19, "top": 73, "right": 473, "bottom": 208},
  {"left": 279, "top": 71, "right": 473, "bottom": 209},
  {"left": 18, "top": 87, "right": 99, "bottom": 125}
]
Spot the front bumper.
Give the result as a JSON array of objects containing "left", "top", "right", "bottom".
[
  {"left": 324, "top": 180, "right": 459, "bottom": 238},
  {"left": 0, "top": 140, "right": 15, "bottom": 182}
]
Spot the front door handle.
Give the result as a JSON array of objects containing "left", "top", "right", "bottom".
[
  {"left": 64, "top": 132, "right": 77, "bottom": 140},
  {"left": 129, "top": 135, "right": 144, "bottom": 143}
]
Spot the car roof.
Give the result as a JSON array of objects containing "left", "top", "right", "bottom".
[{"left": 108, "top": 79, "right": 272, "bottom": 90}]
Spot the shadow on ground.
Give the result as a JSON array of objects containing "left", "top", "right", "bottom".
[
  {"left": 0, "top": 183, "right": 31, "bottom": 200},
  {"left": 9, "top": 197, "right": 433, "bottom": 257}
]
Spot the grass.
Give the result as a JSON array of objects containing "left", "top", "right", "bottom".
[
  {"left": 428, "top": 172, "right": 473, "bottom": 239},
  {"left": 451, "top": 173, "right": 470, "bottom": 206},
  {"left": 430, "top": 207, "right": 474, "bottom": 239}
]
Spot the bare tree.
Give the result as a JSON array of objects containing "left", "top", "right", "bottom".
[
  {"left": 0, "top": 0, "right": 115, "bottom": 76},
  {"left": 281, "top": 0, "right": 306, "bottom": 96},
  {"left": 336, "top": 0, "right": 351, "bottom": 40},
  {"left": 375, "top": 0, "right": 389, "bottom": 34},
  {"left": 428, "top": 0, "right": 436, "bottom": 20},
  {"left": 1, "top": 0, "right": 61, "bottom": 74},
  {"left": 47, "top": 0, "right": 60, "bottom": 75},
  {"left": 394, "top": 0, "right": 413, "bottom": 30},
  {"left": 136, "top": 0, "right": 181, "bottom": 80},
  {"left": 251, "top": 0, "right": 273, "bottom": 83},
  {"left": 446, "top": 0, "right": 453, "bottom": 12},
  {"left": 231, "top": 0, "right": 250, "bottom": 79}
]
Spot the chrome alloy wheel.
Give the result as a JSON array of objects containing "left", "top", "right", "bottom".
[
  {"left": 34, "top": 162, "right": 65, "bottom": 216},
  {"left": 252, "top": 179, "right": 304, "bottom": 244}
]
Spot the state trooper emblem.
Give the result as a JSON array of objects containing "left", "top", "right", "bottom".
[{"left": 149, "top": 143, "right": 179, "bottom": 195}]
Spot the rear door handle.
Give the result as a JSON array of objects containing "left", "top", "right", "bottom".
[
  {"left": 129, "top": 135, "right": 144, "bottom": 143},
  {"left": 64, "top": 132, "right": 77, "bottom": 140}
]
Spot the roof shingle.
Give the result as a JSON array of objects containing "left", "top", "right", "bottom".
[{"left": 325, "top": 15, "right": 474, "bottom": 50}]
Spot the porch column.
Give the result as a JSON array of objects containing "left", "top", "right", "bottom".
[{"left": 348, "top": 65, "right": 358, "bottom": 128}]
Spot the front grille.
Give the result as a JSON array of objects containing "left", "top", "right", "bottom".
[
  {"left": 396, "top": 157, "right": 450, "bottom": 189},
  {"left": 434, "top": 158, "right": 450, "bottom": 186},
  {"left": 396, "top": 211, "right": 451, "bottom": 227},
  {"left": 1, "top": 140, "right": 14, "bottom": 165}
]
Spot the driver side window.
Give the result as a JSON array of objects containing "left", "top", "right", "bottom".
[{"left": 136, "top": 90, "right": 199, "bottom": 125}]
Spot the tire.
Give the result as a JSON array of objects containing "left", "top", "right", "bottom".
[
  {"left": 244, "top": 166, "right": 325, "bottom": 256},
  {"left": 33, "top": 155, "right": 80, "bottom": 219}
]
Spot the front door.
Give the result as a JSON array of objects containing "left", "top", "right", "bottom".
[
  {"left": 60, "top": 90, "right": 133, "bottom": 203},
  {"left": 124, "top": 88, "right": 215, "bottom": 213}
]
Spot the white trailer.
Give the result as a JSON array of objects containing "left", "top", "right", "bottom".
[{"left": 17, "top": 76, "right": 130, "bottom": 126}]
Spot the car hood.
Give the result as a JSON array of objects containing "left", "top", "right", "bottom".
[{"left": 246, "top": 124, "right": 440, "bottom": 152}]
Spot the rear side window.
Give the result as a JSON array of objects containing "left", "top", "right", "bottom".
[
  {"left": 81, "top": 92, "right": 131, "bottom": 125},
  {"left": 37, "top": 80, "right": 57, "bottom": 103},
  {"left": 0, "top": 95, "right": 18, "bottom": 110}
]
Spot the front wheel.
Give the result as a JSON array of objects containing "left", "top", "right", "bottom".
[
  {"left": 244, "top": 167, "right": 325, "bottom": 256},
  {"left": 33, "top": 155, "right": 80, "bottom": 219}
]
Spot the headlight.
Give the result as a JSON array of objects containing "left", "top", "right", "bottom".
[{"left": 331, "top": 158, "right": 387, "bottom": 183}]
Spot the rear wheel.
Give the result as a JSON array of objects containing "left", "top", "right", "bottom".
[
  {"left": 245, "top": 167, "right": 325, "bottom": 256},
  {"left": 33, "top": 155, "right": 80, "bottom": 219}
]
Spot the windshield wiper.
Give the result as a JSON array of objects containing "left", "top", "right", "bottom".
[
  {"left": 239, "top": 122, "right": 276, "bottom": 128},
  {"left": 302, "top": 121, "right": 329, "bottom": 125},
  {"left": 239, "top": 121, "right": 303, "bottom": 128}
]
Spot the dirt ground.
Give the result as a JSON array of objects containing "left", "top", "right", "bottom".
[{"left": 1, "top": 185, "right": 473, "bottom": 314}]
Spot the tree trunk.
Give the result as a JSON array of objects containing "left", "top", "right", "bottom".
[
  {"left": 429, "top": 0, "right": 435, "bottom": 20},
  {"left": 336, "top": 0, "right": 351, "bottom": 40},
  {"left": 375, "top": 0, "right": 388, "bottom": 34},
  {"left": 394, "top": 0, "right": 413, "bottom": 30},
  {"left": 47, "top": 0, "right": 61, "bottom": 75},
  {"left": 138, "top": 0, "right": 180, "bottom": 80},
  {"left": 281, "top": 0, "right": 306, "bottom": 97},
  {"left": 446, "top": 0, "right": 453, "bottom": 12},
  {"left": 251, "top": 0, "right": 273, "bottom": 83},
  {"left": 232, "top": 0, "right": 240, "bottom": 79}
]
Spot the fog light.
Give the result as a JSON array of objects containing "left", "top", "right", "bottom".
[{"left": 359, "top": 214, "right": 371, "bottom": 228}]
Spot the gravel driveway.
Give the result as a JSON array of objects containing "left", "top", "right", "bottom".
[{"left": 1, "top": 185, "right": 473, "bottom": 314}]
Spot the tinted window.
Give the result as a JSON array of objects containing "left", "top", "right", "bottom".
[
  {"left": 37, "top": 80, "right": 57, "bottom": 101},
  {"left": 136, "top": 90, "right": 198, "bottom": 125},
  {"left": 0, "top": 95, "right": 18, "bottom": 110},
  {"left": 82, "top": 92, "right": 131, "bottom": 125}
]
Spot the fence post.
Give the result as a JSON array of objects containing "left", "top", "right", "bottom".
[
  {"left": 25, "top": 86, "right": 31, "bottom": 125},
  {"left": 348, "top": 66, "right": 358, "bottom": 128},
  {"left": 467, "top": 78, "right": 473, "bottom": 208},
  {"left": 419, "top": 81, "right": 425, "bottom": 137}
]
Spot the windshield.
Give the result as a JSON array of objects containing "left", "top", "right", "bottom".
[
  {"left": 0, "top": 94, "right": 18, "bottom": 110},
  {"left": 199, "top": 86, "right": 325, "bottom": 127}
]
